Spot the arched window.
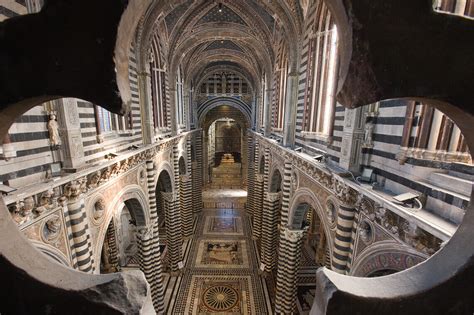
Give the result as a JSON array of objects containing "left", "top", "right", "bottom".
[
  {"left": 302, "top": 2, "right": 338, "bottom": 137},
  {"left": 96, "top": 106, "right": 115, "bottom": 133},
  {"left": 94, "top": 105, "right": 132, "bottom": 135},
  {"left": 259, "top": 73, "right": 266, "bottom": 127},
  {"left": 176, "top": 66, "right": 185, "bottom": 127},
  {"left": 273, "top": 40, "right": 288, "bottom": 131},
  {"left": 150, "top": 33, "right": 168, "bottom": 131},
  {"left": 433, "top": 0, "right": 474, "bottom": 17},
  {"left": 400, "top": 102, "right": 471, "bottom": 163}
]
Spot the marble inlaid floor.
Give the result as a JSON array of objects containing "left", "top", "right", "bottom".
[{"left": 164, "top": 194, "right": 272, "bottom": 314}]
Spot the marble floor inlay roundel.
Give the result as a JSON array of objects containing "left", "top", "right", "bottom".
[{"left": 202, "top": 285, "right": 239, "bottom": 311}]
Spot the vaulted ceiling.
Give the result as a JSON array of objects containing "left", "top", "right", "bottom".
[{"left": 136, "top": 0, "right": 306, "bottom": 95}]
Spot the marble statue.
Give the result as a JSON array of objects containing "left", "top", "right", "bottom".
[
  {"left": 364, "top": 120, "right": 374, "bottom": 146},
  {"left": 47, "top": 113, "right": 61, "bottom": 146}
]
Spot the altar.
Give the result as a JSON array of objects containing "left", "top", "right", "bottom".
[{"left": 221, "top": 153, "right": 235, "bottom": 163}]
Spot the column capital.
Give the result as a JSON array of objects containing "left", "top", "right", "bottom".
[
  {"left": 137, "top": 226, "right": 153, "bottom": 239},
  {"left": 64, "top": 179, "right": 85, "bottom": 202},
  {"left": 161, "top": 191, "right": 176, "bottom": 202},
  {"left": 180, "top": 174, "right": 191, "bottom": 182},
  {"left": 282, "top": 226, "right": 307, "bottom": 242},
  {"left": 265, "top": 191, "right": 282, "bottom": 202},
  {"left": 334, "top": 180, "right": 359, "bottom": 207},
  {"left": 256, "top": 174, "right": 264, "bottom": 182}
]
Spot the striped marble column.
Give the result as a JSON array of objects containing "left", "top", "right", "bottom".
[
  {"left": 162, "top": 191, "right": 182, "bottom": 273},
  {"left": 252, "top": 174, "right": 264, "bottom": 239},
  {"left": 136, "top": 227, "right": 155, "bottom": 308},
  {"left": 249, "top": 140, "right": 260, "bottom": 216},
  {"left": 192, "top": 161, "right": 202, "bottom": 214},
  {"left": 260, "top": 191, "right": 281, "bottom": 273},
  {"left": 246, "top": 135, "right": 255, "bottom": 216},
  {"left": 145, "top": 160, "right": 165, "bottom": 313},
  {"left": 64, "top": 180, "right": 93, "bottom": 273},
  {"left": 105, "top": 220, "right": 119, "bottom": 269},
  {"left": 346, "top": 210, "right": 361, "bottom": 272},
  {"left": 275, "top": 227, "right": 306, "bottom": 314},
  {"left": 331, "top": 202, "right": 357, "bottom": 274},
  {"left": 182, "top": 127, "right": 195, "bottom": 232},
  {"left": 61, "top": 201, "right": 79, "bottom": 269},
  {"left": 180, "top": 174, "right": 193, "bottom": 238},
  {"left": 280, "top": 161, "right": 293, "bottom": 227},
  {"left": 193, "top": 132, "right": 203, "bottom": 214},
  {"left": 253, "top": 146, "right": 269, "bottom": 239}
]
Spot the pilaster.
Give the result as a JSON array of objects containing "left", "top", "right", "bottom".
[
  {"left": 283, "top": 72, "right": 299, "bottom": 148},
  {"left": 138, "top": 72, "right": 154, "bottom": 145},
  {"left": 57, "top": 98, "right": 85, "bottom": 171}
]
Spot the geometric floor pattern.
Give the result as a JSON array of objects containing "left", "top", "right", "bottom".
[{"left": 164, "top": 201, "right": 272, "bottom": 314}]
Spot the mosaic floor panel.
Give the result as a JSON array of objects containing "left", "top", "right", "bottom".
[
  {"left": 185, "top": 276, "right": 255, "bottom": 314},
  {"left": 203, "top": 216, "right": 244, "bottom": 236},
  {"left": 195, "top": 240, "right": 249, "bottom": 268},
  {"left": 164, "top": 187, "right": 271, "bottom": 314}
]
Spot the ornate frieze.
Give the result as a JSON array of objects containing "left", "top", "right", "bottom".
[
  {"left": 253, "top": 131, "right": 443, "bottom": 262},
  {"left": 7, "top": 131, "right": 197, "bottom": 230}
]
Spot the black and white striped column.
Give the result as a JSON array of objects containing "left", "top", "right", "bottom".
[
  {"left": 162, "top": 191, "right": 182, "bottom": 273},
  {"left": 145, "top": 160, "right": 165, "bottom": 313},
  {"left": 252, "top": 174, "right": 264, "bottom": 239},
  {"left": 193, "top": 132, "right": 203, "bottom": 214},
  {"left": 105, "top": 220, "right": 118, "bottom": 269},
  {"left": 253, "top": 146, "right": 269, "bottom": 239},
  {"left": 280, "top": 161, "right": 292, "bottom": 227},
  {"left": 64, "top": 180, "right": 93, "bottom": 273},
  {"left": 136, "top": 227, "right": 158, "bottom": 309},
  {"left": 260, "top": 191, "right": 281, "bottom": 273},
  {"left": 182, "top": 136, "right": 194, "bottom": 236},
  {"left": 246, "top": 135, "right": 255, "bottom": 216},
  {"left": 275, "top": 227, "right": 306, "bottom": 314},
  {"left": 331, "top": 202, "right": 356, "bottom": 274},
  {"left": 180, "top": 173, "right": 193, "bottom": 238},
  {"left": 61, "top": 200, "right": 79, "bottom": 269},
  {"left": 346, "top": 210, "right": 361, "bottom": 272}
]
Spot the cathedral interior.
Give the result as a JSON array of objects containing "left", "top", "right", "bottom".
[{"left": 0, "top": 0, "right": 473, "bottom": 314}]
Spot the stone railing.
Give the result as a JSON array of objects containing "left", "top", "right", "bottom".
[
  {"left": 251, "top": 131, "right": 449, "bottom": 256},
  {"left": 5, "top": 130, "right": 198, "bottom": 231}
]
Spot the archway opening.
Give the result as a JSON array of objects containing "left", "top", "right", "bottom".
[
  {"left": 100, "top": 198, "right": 146, "bottom": 274},
  {"left": 200, "top": 104, "right": 250, "bottom": 189},
  {"left": 269, "top": 169, "right": 282, "bottom": 193},
  {"left": 155, "top": 169, "right": 173, "bottom": 263}
]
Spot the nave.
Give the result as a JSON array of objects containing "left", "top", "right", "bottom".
[{"left": 164, "top": 162, "right": 270, "bottom": 314}]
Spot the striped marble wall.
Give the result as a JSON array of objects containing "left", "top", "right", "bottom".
[
  {"left": 361, "top": 99, "right": 470, "bottom": 222},
  {"left": 294, "top": 1, "right": 344, "bottom": 163},
  {"left": 0, "top": 106, "right": 54, "bottom": 186},
  {"left": 0, "top": 0, "right": 27, "bottom": 22},
  {"left": 1, "top": 45, "right": 144, "bottom": 186}
]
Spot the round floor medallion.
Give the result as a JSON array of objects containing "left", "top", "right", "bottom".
[{"left": 202, "top": 285, "right": 239, "bottom": 311}]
